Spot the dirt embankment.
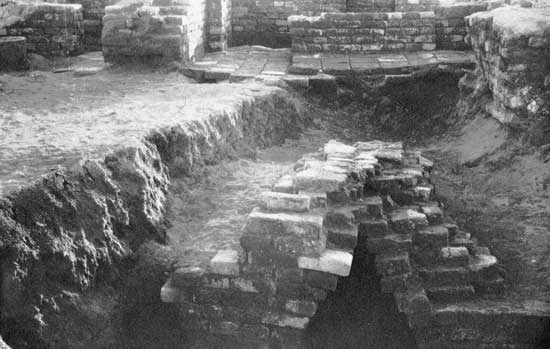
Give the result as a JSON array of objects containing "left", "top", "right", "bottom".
[{"left": 0, "top": 72, "right": 310, "bottom": 348}]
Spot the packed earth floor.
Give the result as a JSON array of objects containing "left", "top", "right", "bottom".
[{"left": 1, "top": 50, "right": 550, "bottom": 347}]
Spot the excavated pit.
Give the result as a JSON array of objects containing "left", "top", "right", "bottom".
[{"left": 1, "top": 51, "right": 550, "bottom": 349}]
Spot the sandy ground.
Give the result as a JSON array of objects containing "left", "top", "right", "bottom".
[{"left": 0, "top": 52, "right": 282, "bottom": 195}]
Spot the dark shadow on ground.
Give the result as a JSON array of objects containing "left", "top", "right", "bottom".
[{"left": 306, "top": 251, "right": 417, "bottom": 348}]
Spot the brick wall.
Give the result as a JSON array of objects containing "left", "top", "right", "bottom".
[
  {"left": 346, "top": 0, "right": 396, "bottom": 12},
  {"left": 289, "top": 11, "right": 436, "bottom": 53},
  {"left": 0, "top": 1, "right": 84, "bottom": 57},
  {"left": 231, "top": 0, "right": 347, "bottom": 48},
  {"left": 102, "top": 0, "right": 207, "bottom": 63},
  {"left": 207, "top": 0, "right": 231, "bottom": 51},
  {"left": 435, "top": 2, "right": 487, "bottom": 50},
  {"left": 66, "top": 0, "right": 113, "bottom": 51},
  {"left": 395, "top": 0, "right": 439, "bottom": 11}
]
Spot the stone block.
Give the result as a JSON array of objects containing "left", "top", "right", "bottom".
[
  {"left": 327, "top": 226, "right": 358, "bottom": 250},
  {"left": 273, "top": 174, "right": 296, "bottom": 194},
  {"left": 421, "top": 205, "right": 444, "bottom": 225},
  {"left": 440, "top": 246, "right": 470, "bottom": 267},
  {"left": 375, "top": 252, "right": 412, "bottom": 277},
  {"left": 389, "top": 209, "right": 429, "bottom": 234},
  {"left": 284, "top": 299, "right": 318, "bottom": 317},
  {"left": 427, "top": 285, "right": 475, "bottom": 302},
  {"left": 414, "top": 225, "right": 449, "bottom": 251},
  {"left": 418, "top": 266, "right": 471, "bottom": 288},
  {"left": 366, "top": 233, "right": 413, "bottom": 254},
  {"left": 358, "top": 219, "right": 390, "bottom": 239},
  {"left": 298, "top": 191, "right": 327, "bottom": 209},
  {"left": 323, "top": 140, "right": 357, "bottom": 158},
  {"left": 260, "top": 191, "right": 311, "bottom": 212},
  {"left": 172, "top": 265, "right": 206, "bottom": 287},
  {"left": 303, "top": 269, "right": 339, "bottom": 290},
  {"left": 262, "top": 312, "right": 309, "bottom": 329},
  {"left": 245, "top": 208, "right": 324, "bottom": 239},
  {"left": 298, "top": 249, "right": 353, "bottom": 276},
  {"left": 210, "top": 250, "right": 240, "bottom": 276},
  {"left": 380, "top": 273, "right": 410, "bottom": 293},
  {"left": 295, "top": 167, "right": 348, "bottom": 192}
]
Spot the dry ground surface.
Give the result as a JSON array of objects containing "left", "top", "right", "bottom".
[{"left": 0, "top": 52, "right": 284, "bottom": 195}]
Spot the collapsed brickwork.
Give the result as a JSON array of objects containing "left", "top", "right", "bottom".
[
  {"left": 466, "top": 6, "right": 550, "bottom": 131},
  {"left": 161, "top": 140, "right": 504, "bottom": 348},
  {"left": 0, "top": 1, "right": 84, "bottom": 57}
]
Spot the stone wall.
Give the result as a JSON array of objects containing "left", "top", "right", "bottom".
[
  {"left": 289, "top": 11, "right": 437, "bottom": 53},
  {"left": 0, "top": 1, "right": 84, "bottom": 57},
  {"left": 395, "top": 0, "right": 439, "bottom": 11},
  {"left": 231, "top": 0, "right": 347, "bottom": 48},
  {"left": 347, "top": 0, "right": 396, "bottom": 12},
  {"left": 435, "top": 2, "right": 487, "bottom": 50},
  {"left": 102, "top": 0, "right": 207, "bottom": 63},
  {"left": 466, "top": 6, "right": 550, "bottom": 129},
  {"left": 67, "top": 0, "right": 112, "bottom": 51},
  {"left": 207, "top": 0, "right": 231, "bottom": 51}
]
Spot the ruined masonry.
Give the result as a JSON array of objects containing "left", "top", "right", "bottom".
[{"left": 161, "top": 140, "right": 503, "bottom": 348}]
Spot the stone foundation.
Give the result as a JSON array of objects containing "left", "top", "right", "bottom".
[
  {"left": 289, "top": 12, "right": 437, "bottom": 53},
  {"left": 466, "top": 6, "right": 550, "bottom": 126},
  {"left": 0, "top": 1, "right": 84, "bottom": 57}
]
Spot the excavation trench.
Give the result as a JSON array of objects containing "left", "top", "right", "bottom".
[{"left": 1, "top": 63, "right": 550, "bottom": 349}]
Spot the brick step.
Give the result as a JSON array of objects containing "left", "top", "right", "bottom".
[
  {"left": 413, "top": 225, "right": 449, "bottom": 250},
  {"left": 440, "top": 246, "right": 470, "bottom": 267},
  {"left": 260, "top": 191, "right": 311, "bottom": 213},
  {"left": 365, "top": 233, "right": 412, "bottom": 254},
  {"left": 375, "top": 251, "right": 411, "bottom": 277},
  {"left": 389, "top": 208, "right": 429, "bottom": 234},
  {"left": 473, "top": 274, "right": 506, "bottom": 295},
  {"left": 326, "top": 226, "right": 358, "bottom": 250},
  {"left": 427, "top": 285, "right": 475, "bottom": 302},
  {"left": 418, "top": 266, "right": 471, "bottom": 288}
]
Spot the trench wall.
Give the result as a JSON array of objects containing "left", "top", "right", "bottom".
[{"left": 0, "top": 87, "right": 309, "bottom": 348}]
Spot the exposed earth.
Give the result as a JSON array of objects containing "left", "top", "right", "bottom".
[{"left": 1, "top": 51, "right": 549, "bottom": 347}]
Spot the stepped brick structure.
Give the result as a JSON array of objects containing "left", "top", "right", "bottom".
[
  {"left": 162, "top": 140, "right": 503, "bottom": 348},
  {"left": 0, "top": 1, "right": 84, "bottom": 57}
]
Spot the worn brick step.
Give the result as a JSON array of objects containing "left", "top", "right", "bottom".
[
  {"left": 298, "top": 249, "right": 353, "bottom": 276},
  {"left": 260, "top": 191, "right": 311, "bottom": 212},
  {"left": 327, "top": 226, "right": 358, "bottom": 251},
  {"left": 380, "top": 273, "right": 411, "bottom": 294},
  {"left": 473, "top": 275, "right": 506, "bottom": 295},
  {"left": 375, "top": 251, "right": 411, "bottom": 277},
  {"left": 273, "top": 174, "right": 296, "bottom": 194},
  {"left": 389, "top": 208, "right": 429, "bottom": 234},
  {"left": 420, "top": 205, "right": 444, "bottom": 225},
  {"left": 418, "top": 266, "right": 471, "bottom": 288},
  {"left": 244, "top": 208, "right": 324, "bottom": 239},
  {"left": 413, "top": 225, "right": 449, "bottom": 250},
  {"left": 294, "top": 167, "right": 349, "bottom": 192},
  {"left": 365, "top": 233, "right": 412, "bottom": 254},
  {"left": 298, "top": 191, "right": 327, "bottom": 209},
  {"left": 427, "top": 285, "right": 475, "bottom": 302},
  {"left": 358, "top": 218, "right": 390, "bottom": 239},
  {"left": 440, "top": 246, "right": 470, "bottom": 267}
]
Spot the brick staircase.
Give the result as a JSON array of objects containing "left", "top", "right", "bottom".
[{"left": 161, "top": 139, "right": 504, "bottom": 347}]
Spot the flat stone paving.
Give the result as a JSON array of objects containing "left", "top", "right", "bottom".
[{"left": 182, "top": 46, "right": 476, "bottom": 82}]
